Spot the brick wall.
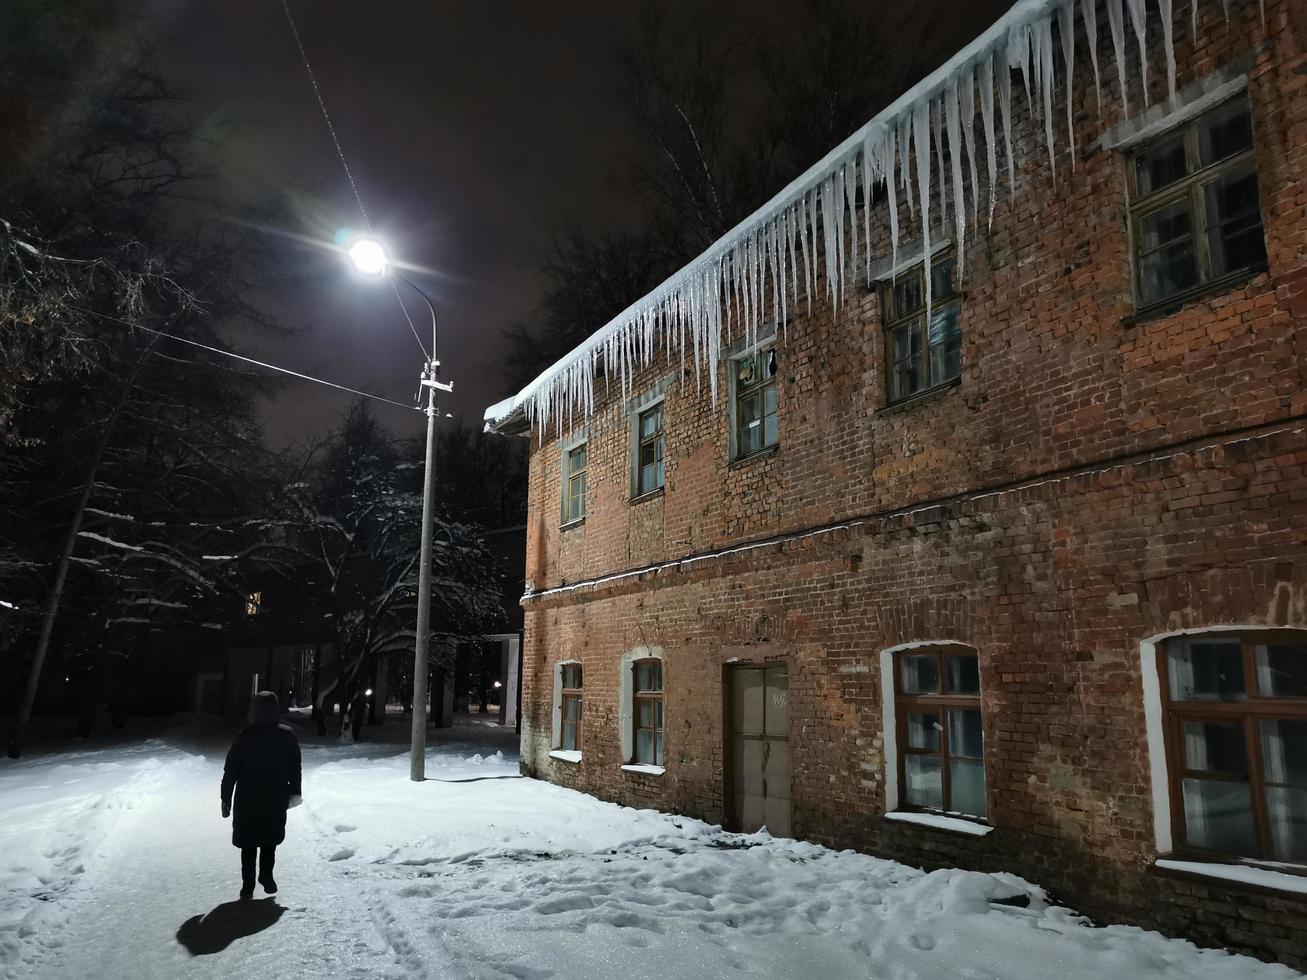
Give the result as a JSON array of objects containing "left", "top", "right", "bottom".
[{"left": 510, "top": 0, "right": 1307, "bottom": 969}]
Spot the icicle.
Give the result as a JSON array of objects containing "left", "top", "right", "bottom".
[
  {"left": 1190, "top": 0, "right": 1198, "bottom": 39},
  {"left": 1035, "top": 17, "right": 1057, "bottom": 179},
  {"left": 1009, "top": 23, "right": 1034, "bottom": 117},
  {"left": 999, "top": 55, "right": 1016, "bottom": 192},
  {"left": 861, "top": 134, "right": 877, "bottom": 284},
  {"left": 1058, "top": 1, "right": 1076, "bottom": 171},
  {"left": 932, "top": 98, "right": 948, "bottom": 237},
  {"left": 822, "top": 175, "right": 840, "bottom": 305},
  {"left": 1081, "top": 0, "right": 1103, "bottom": 119},
  {"left": 786, "top": 206, "right": 799, "bottom": 309},
  {"left": 896, "top": 114, "right": 914, "bottom": 222},
  {"left": 960, "top": 66, "right": 980, "bottom": 233},
  {"left": 1106, "top": 0, "right": 1130, "bottom": 116},
  {"left": 844, "top": 158, "right": 860, "bottom": 294},
  {"left": 1125, "top": 0, "right": 1149, "bottom": 108},
  {"left": 980, "top": 54, "right": 999, "bottom": 226},
  {"left": 886, "top": 125, "right": 901, "bottom": 273},
  {"left": 945, "top": 79, "right": 967, "bottom": 281},
  {"left": 912, "top": 100, "right": 933, "bottom": 321},
  {"left": 1157, "top": 0, "right": 1176, "bottom": 100},
  {"left": 799, "top": 190, "right": 815, "bottom": 312}
]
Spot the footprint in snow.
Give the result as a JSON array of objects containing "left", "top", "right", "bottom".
[
  {"left": 908, "top": 933, "right": 936, "bottom": 951},
  {"left": 328, "top": 847, "right": 355, "bottom": 862},
  {"left": 334, "top": 823, "right": 357, "bottom": 833}
]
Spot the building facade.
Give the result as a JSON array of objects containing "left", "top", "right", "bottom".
[{"left": 487, "top": 0, "right": 1306, "bottom": 968}]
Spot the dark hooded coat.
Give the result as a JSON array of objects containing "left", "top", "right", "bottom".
[{"left": 221, "top": 692, "right": 302, "bottom": 848}]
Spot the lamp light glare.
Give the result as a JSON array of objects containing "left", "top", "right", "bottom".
[{"left": 347, "top": 238, "right": 390, "bottom": 277}]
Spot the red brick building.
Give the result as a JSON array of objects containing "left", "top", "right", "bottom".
[{"left": 486, "top": 0, "right": 1307, "bottom": 967}]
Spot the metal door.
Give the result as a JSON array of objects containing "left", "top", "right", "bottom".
[{"left": 726, "top": 663, "right": 791, "bottom": 836}]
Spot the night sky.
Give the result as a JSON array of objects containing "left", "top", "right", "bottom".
[{"left": 146, "top": 1, "right": 1004, "bottom": 448}]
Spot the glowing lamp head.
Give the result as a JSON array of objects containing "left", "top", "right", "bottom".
[
  {"left": 346, "top": 237, "right": 390, "bottom": 277},
  {"left": 364, "top": 688, "right": 373, "bottom": 697}
]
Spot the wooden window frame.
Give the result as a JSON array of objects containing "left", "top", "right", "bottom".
[
  {"left": 892, "top": 646, "right": 987, "bottom": 820},
  {"left": 562, "top": 442, "right": 587, "bottom": 525},
  {"left": 1127, "top": 98, "right": 1266, "bottom": 314},
  {"left": 560, "top": 663, "right": 583, "bottom": 752},
  {"left": 1158, "top": 631, "right": 1307, "bottom": 869},
  {"left": 880, "top": 254, "right": 962, "bottom": 405},
  {"left": 634, "top": 403, "right": 665, "bottom": 497},
  {"left": 632, "top": 658, "right": 664, "bottom": 766},
  {"left": 731, "top": 345, "right": 778, "bottom": 461}
]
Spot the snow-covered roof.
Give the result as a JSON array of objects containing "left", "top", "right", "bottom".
[{"left": 485, "top": 0, "right": 1221, "bottom": 437}]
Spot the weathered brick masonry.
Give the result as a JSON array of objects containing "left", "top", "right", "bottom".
[{"left": 503, "top": 1, "right": 1307, "bottom": 968}]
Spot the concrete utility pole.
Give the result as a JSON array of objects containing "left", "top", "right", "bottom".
[{"left": 345, "top": 238, "right": 451, "bottom": 782}]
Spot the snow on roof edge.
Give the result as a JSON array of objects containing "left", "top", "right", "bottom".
[{"left": 482, "top": 0, "right": 1056, "bottom": 428}]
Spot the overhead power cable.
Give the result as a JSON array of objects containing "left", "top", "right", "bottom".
[
  {"left": 279, "top": 0, "right": 430, "bottom": 362},
  {"left": 73, "top": 308, "right": 421, "bottom": 414}
]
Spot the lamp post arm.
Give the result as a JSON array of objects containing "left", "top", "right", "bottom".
[{"left": 393, "top": 272, "right": 438, "bottom": 370}]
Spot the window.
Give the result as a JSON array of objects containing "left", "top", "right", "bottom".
[
  {"left": 881, "top": 255, "right": 961, "bottom": 403},
  {"left": 894, "top": 647, "right": 986, "bottom": 819},
  {"left": 1161, "top": 633, "right": 1307, "bottom": 864},
  {"left": 634, "top": 403, "right": 664, "bottom": 497},
  {"left": 245, "top": 591, "right": 262, "bottom": 617},
  {"left": 633, "top": 659, "right": 664, "bottom": 766},
  {"left": 560, "top": 663, "right": 583, "bottom": 752},
  {"left": 733, "top": 346, "right": 778, "bottom": 459},
  {"left": 1129, "top": 99, "right": 1266, "bottom": 310},
  {"left": 562, "top": 442, "right": 587, "bottom": 524}
]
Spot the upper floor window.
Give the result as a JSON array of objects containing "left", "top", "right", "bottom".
[
  {"left": 895, "top": 647, "right": 986, "bottom": 819},
  {"left": 562, "top": 442, "right": 587, "bottom": 524},
  {"left": 733, "top": 346, "right": 778, "bottom": 460},
  {"left": 245, "top": 591, "right": 262, "bottom": 617},
  {"left": 560, "top": 663, "right": 583, "bottom": 752},
  {"left": 881, "top": 255, "right": 961, "bottom": 404},
  {"left": 1129, "top": 99, "right": 1266, "bottom": 311},
  {"left": 1161, "top": 632, "right": 1306, "bottom": 864},
  {"left": 634, "top": 403, "right": 664, "bottom": 497},
  {"left": 633, "top": 658, "right": 664, "bottom": 766}
]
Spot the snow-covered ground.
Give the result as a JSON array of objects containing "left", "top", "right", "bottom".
[{"left": 0, "top": 713, "right": 1299, "bottom": 980}]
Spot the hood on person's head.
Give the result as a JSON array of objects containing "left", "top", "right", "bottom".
[{"left": 249, "top": 691, "right": 280, "bottom": 727}]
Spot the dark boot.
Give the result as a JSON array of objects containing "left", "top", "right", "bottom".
[
  {"left": 240, "top": 848, "right": 256, "bottom": 899},
  {"left": 258, "top": 846, "right": 277, "bottom": 895}
]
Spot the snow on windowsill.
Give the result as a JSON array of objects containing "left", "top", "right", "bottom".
[
  {"left": 548, "top": 750, "right": 582, "bottom": 764},
  {"left": 1154, "top": 860, "right": 1307, "bottom": 897},
  {"left": 885, "top": 811, "right": 993, "bottom": 837},
  {"left": 620, "top": 764, "right": 666, "bottom": 777}
]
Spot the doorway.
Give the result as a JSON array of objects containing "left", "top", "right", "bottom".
[{"left": 725, "top": 662, "right": 791, "bottom": 837}]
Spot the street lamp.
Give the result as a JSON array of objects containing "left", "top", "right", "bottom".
[{"left": 346, "top": 235, "right": 450, "bottom": 782}]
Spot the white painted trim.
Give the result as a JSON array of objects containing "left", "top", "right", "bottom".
[
  {"left": 549, "top": 749, "right": 582, "bottom": 764},
  {"left": 1139, "top": 625, "right": 1307, "bottom": 857},
  {"left": 1139, "top": 638, "right": 1172, "bottom": 854},
  {"left": 885, "top": 811, "right": 994, "bottom": 837},
  {"left": 1156, "top": 860, "right": 1307, "bottom": 896},
  {"left": 878, "top": 639, "right": 974, "bottom": 814},
  {"left": 551, "top": 659, "right": 581, "bottom": 751},
  {"left": 620, "top": 764, "right": 666, "bottom": 776},
  {"left": 618, "top": 645, "right": 665, "bottom": 764}
]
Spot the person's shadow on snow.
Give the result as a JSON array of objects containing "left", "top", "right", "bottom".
[{"left": 175, "top": 899, "right": 285, "bottom": 955}]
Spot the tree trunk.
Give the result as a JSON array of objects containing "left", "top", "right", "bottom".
[{"left": 7, "top": 339, "right": 158, "bottom": 758}]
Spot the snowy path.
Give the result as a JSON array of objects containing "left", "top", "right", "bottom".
[
  {"left": 2, "top": 715, "right": 1302, "bottom": 980},
  {"left": 36, "top": 750, "right": 398, "bottom": 979}
]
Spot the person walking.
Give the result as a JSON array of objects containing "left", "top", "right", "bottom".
[{"left": 221, "top": 691, "right": 302, "bottom": 899}]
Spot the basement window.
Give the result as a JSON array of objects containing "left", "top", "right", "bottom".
[{"left": 894, "top": 647, "right": 987, "bottom": 820}]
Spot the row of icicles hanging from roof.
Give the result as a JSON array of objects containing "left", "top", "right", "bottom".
[{"left": 515, "top": 0, "right": 1263, "bottom": 442}]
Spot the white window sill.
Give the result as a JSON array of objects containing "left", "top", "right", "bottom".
[
  {"left": 548, "top": 750, "right": 582, "bottom": 764},
  {"left": 620, "top": 764, "right": 665, "bottom": 776},
  {"left": 1155, "top": 859, "right": 1307, "bottom": 896},
  {"left": 885, "top": 811, "right": 993, "bottom": 837}
]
